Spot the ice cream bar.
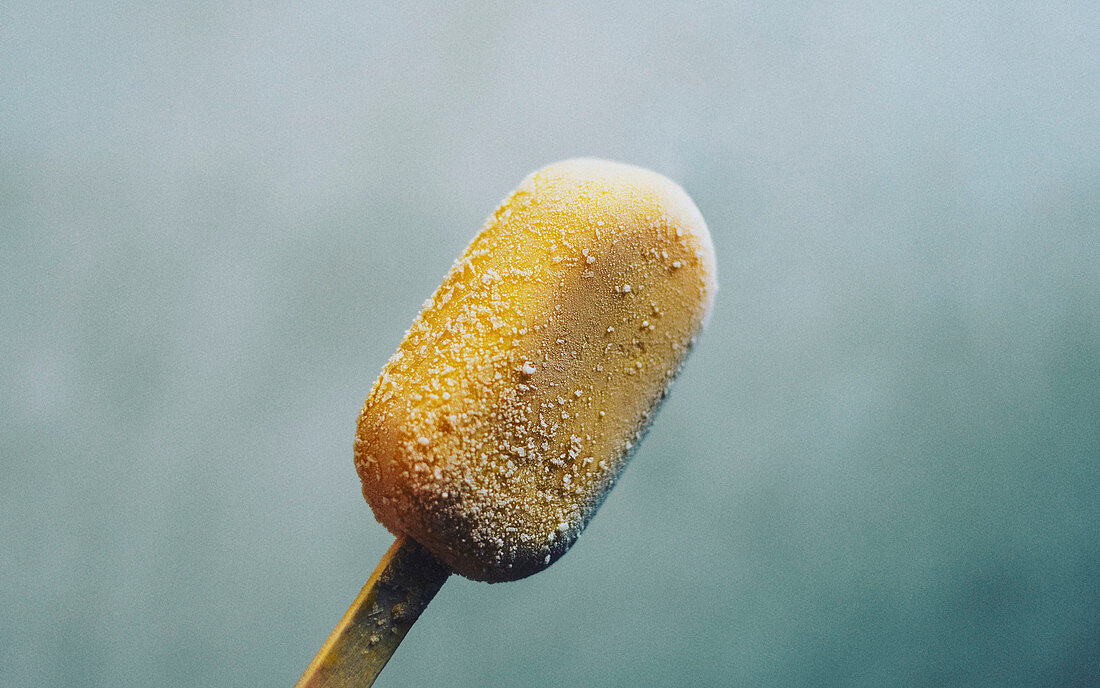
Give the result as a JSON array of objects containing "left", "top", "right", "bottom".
[{"left": 354, "top": 159, "right": 716, "bottom": 582}]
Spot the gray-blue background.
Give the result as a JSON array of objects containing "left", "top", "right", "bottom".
[{"left": 3, "top": 3, "right": 1098, "bottom": 686}]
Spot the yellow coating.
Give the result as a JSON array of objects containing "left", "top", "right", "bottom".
[{"left": 355, "top": 159, "right": 716, "bottom": 581}]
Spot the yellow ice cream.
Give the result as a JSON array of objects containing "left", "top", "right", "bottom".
[{"left": 355, "top": 159, "right": 716, "bottom": 581}]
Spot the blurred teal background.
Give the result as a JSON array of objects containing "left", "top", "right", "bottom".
[{"left": 3, "top": 3, "right": 1098, "bottom": 686}]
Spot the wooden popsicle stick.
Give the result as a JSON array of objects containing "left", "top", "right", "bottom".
[{"left": 295, "top": 535, "right": 451, "bottom": 688}]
